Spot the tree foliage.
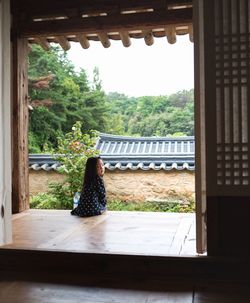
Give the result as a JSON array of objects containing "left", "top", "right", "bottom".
[
  {"left": 105, "top": 90, "right": 194, "bottom": 137},
  {"left": 28, "top": 45, "right": 109, "bottom": 152},
  {"left": 48, "top": 121, "right": 99, "bottom": 208},
  {"left": 28, "top": 45, "right": 194, "bottom": 153}
]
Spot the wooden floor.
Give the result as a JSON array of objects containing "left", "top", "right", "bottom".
[
  {"left": 1, "top": 280, "right": 250, "bottom": 302},
  {"left": 2, "top": 211, "right": 250, "bottom": 302},
  {"left": 3, "top": 210, "right": 196, "bottom": 256}
]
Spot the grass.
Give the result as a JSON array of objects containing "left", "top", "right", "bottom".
[
  {"left": 30, "top": 193, "right": 65, "bottom": 209},
  {"left": 108, "top": 199, "right": 195, "bottom": 213},
  {"left": 30, "top": 193, "right": 195, "bottom": 213}
]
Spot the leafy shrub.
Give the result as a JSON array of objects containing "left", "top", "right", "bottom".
[
  {"left": 48, "top": 121, "right": 99, "bottom": 208},
  {"left": 30, "top": 193, "right": 62, "bottom": 209}
]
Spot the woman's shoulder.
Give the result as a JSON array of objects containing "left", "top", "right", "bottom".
[
  {"left": 96, "top": 176, "right": 104, "bottom": 182},
  {"left": 95, "top": 176, "right": 104, "bottom": 186},
  {"left": 83, "top": 176, "right": 104, "bottom": 191}
]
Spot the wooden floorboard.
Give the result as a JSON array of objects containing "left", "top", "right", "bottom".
[
  {"left": 2, "top": 211, "right": 250, "bottom": 302},
  {"left": 3, "top": 210, "right": 196, "bottom": 256},
  {"left": 0, "top": 280, "right": 194, "bottom": 303},
  {"left": 1, "top": 280, "right": 250, "bottom": 303}
]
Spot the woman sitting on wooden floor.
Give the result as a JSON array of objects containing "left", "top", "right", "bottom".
[{"left": 71, "top": 156, "right": 107, "bottom": 217}]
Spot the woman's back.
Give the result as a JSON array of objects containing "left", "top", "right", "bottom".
[{"left": 71, "top": 162, "right": 107, "bottom": 217}]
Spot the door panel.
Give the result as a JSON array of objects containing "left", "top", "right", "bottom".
[{"left": 194, "top": 0, "right": 250, "bottom": 254}]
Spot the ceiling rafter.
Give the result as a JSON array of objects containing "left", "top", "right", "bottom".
[
  {"left": 13, "top": 0, "right": 192, "bottom": 17},
  {"left": 11, "top": 0, "right": 193, "bottom": 50},
  {"left": 17, "top": 9, "right": 192, "bottom": 37}
]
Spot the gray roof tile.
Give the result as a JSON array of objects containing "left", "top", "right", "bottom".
[
  {"left": 96, "top": 133, "right": 195, "bottom": 171},
  {"left": 29, "top": 133, "right": 195, "bottom": 171}
]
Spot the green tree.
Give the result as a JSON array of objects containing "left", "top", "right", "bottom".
[
  {"left": 107, "top": 114, "right": 125, "bottom": 134},
  {"left": 105, "top": 90, "right": 194, "bottom": 137},
  {"left": 28, "top": 45, "right": 109, "bottom": 151}
]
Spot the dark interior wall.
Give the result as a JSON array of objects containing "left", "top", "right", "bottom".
[{"left": 207, "top": 197, "right": 250, "bottom": 256}]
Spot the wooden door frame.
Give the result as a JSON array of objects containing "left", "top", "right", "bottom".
[
  {"left": 10, "top": 0, "right": 207, "bottom": 254},
  {"left": 193, "top": 0, "right": 207, "bottom": 254},
  {"left": 10, "top": 0, "right": 195, "bottom": 212}
]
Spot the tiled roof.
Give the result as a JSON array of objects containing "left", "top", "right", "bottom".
[
  {"left": 96, "top": 133, "right": 195, "bottom": 171},
  {"left": 29, "top": 154, "right": 61, "bottom": 171},
  {"left": 29, "top": 133, "right": 195, "bottom": 171}
]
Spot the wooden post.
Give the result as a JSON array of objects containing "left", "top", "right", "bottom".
[
  {"left": 12, "top": 37, "right": 29, "bottom": 213},
  {"left": 193, "top": 0, "right": 207, "bottom": 254}
]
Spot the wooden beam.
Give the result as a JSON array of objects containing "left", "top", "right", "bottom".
[
  {"left": 165, "top": 25, "right": 176, "bottom": 44},
  {"left": 56, "top": 36, "right": 71, "bottom": 50},
  {"left": 97, "top": 32, "right": 111, "bottom": 48},
  {"left": 76, "top": 34, "right": 90, "bottom": 49},
  {"left": 188, "top": 24, "right": 193, "bottom": 42},
  {"left": 12, "top": 38, "right": 29, "bottom": 213},
  {"left": 144, "top": 30, "right": 154, "bottom": 46},
  {"left": 1, "top": 248, "right": 250, "bottom": 286},
  {"left": 28, "top": 27, "right": 192, "bottom": 45},
  {"left": 119, "top": 31, "right": 131, "bottom": 47},
  {"left": 34, "top": 37, "right": 50, "bottom": 51},
  {"left": 13, "top": 0, "right": 192, "bottom": 19},
  {"left": 17, "top": 8, "right": 192, "bottom": 38}
]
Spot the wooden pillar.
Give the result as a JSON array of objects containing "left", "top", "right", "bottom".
[
  {"left": 196, "top": 0, "right": 250, "bottom": 256},
  {"left": 12, "top": 37, "right": 29, "bottom": 213},
  {"left": 194, "top": 0, "right": 207, "bottom": 254}
]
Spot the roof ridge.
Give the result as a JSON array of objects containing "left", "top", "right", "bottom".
[{"left": 99, "top": 133, "right": 195, "bottom": 141}]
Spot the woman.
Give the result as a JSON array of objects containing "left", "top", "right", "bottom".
[{"left": 71, "top": 156, "right": 107, "bottom": 217}]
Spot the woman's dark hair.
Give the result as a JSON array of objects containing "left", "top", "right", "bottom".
[{"left": 83, "top": 156, "right": 101, "bottom": 188}]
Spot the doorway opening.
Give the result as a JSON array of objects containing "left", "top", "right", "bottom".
[{"left": 4, "top": 0, "right": 206, "bottom": 257}]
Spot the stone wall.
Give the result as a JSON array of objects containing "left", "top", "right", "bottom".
[
  {"left": 29, "top": 170, "right": 195, "bottom": 202},
  {"left": 29, "top": 170, "right": 65, "bottom": 195},
  {"left": 104, "top": 170, "right": 194, "bottom": 202}
]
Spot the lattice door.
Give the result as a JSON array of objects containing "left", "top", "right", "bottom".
[
  {"left": 194, "top": 0, "right": 250, "bottom": 253},
  {"left": 207, "top": 0, "right": 250, "bottom": 196}
]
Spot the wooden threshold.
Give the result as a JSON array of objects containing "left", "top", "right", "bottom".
[{"left": 1, "top": 248, "right": 250, "bottom": 291}]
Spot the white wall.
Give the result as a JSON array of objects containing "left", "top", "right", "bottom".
[{"left": 0, "top": 0, "right": 12, "bottom": 245}]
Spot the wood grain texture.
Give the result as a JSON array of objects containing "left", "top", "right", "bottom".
[
  {"left": 11, "top": 37, "right": 29, "bottom": 213},
  {"left": 0, "top": 280, "right": 194, "bottom": 303},
  {"left": 1, "top": 279, "right": 250, "bottom": 303},
  {"left": 1, "top": 277, "right": 250, "bottom": 303},
  {"left": 0, "top": 249, "right": 250, "bottom": 294},
  {"left": 3, "top": 210, "right": 196, "bottom": 256}
]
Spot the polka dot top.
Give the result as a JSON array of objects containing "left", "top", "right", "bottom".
[{"left": 71, "top": 176, "right": 107, "bottom": 217}]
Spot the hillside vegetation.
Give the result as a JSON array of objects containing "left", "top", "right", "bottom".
[{"left": 28, "top": 45, "right": 194, "bottom": 152}]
